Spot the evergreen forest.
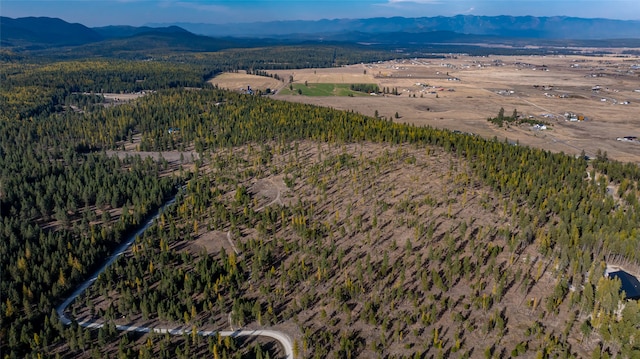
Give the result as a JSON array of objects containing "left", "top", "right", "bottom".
[{"left": 2, "top": 46, "right": 640, "bottom": 359}]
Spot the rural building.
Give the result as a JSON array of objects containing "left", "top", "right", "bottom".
[
  {"left": 616, "top": 136, "right": 639, "bottom": 143},
  {"left": 608, "top": 270, "right": 640, "bottom": 300},
  {"left": 565, "top": 112, "right": 586, "bottom": 122}
]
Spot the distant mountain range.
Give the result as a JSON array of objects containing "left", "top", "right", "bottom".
[
  {"left": 0, "top": 16, "right": 237, "bottom": 53},
  {"left": 1, "top": 16, "right": 102, "bottom": 48},
  {"left": 150, "top": 15, "right": 640, "bottom": 40},
  {"left": 1, "top": 15, "right": 640, "bottom": 56}
]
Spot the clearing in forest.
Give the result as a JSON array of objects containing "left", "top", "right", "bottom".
[
  {"left": 68, "top": 139, "right": 596, "bottom": 358},
  {"left": 208, "top": 71, "right": 283, "bottom": 92}
]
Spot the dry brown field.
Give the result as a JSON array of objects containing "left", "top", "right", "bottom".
[
  {"left": 213, "top": 54, "right": 640, "bottom": 163},
  {"left": 208, "top": 71, "right": 283, "bottom": 92}
]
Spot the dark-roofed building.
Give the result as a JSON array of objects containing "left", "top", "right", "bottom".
[{"left": 608, "top": 270, "right": 640, "bottom": 300}]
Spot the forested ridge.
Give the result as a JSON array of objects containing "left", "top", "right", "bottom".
[{"left": 2, "top": 52, "right": 640, "bottom": 358}]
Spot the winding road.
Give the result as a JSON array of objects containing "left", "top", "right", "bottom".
[{"left": 55, "top": 193, "right": 294, "bottom": 359}]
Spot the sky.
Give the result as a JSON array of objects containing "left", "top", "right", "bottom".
[{"left": 2, "top": 0, "right": 639, "bottom": 27}]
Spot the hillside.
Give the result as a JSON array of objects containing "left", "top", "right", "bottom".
[
  {"left": 92, "top": 25, "right": 191, "bottom": 39},
  {"left": 62, "top": 31, "right": 238, "bottom": 58},
  {"left": 154, "top": 15, "right": 640, "bottom": 40},
  {"left": 4, "top": 15, "right": 640, "bottom": 58},
  {"left": 45, "top": 86, "right": 640, "bottom": 358},
  {"left": 0, "top": 16, "right": 102, "bottom": 48},
  {"left": 0, "top": 16, "right": 229, "bottom": 55},
  {"left": 68, "top": 138, "right": 583, "bottom": 358},
  {"left": 3, "top": 55, "right": 640, "bottom": 358}
]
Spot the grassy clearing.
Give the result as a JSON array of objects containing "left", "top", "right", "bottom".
[{"left": 278, "top": 83, "right": 376, "bottom": 97}]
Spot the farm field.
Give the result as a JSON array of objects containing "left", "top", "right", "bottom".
[
  {"left": 209, "top": 71, "right": 283, "bottom": 93},
  {"left": 277, "top": 83, "right": 375, "bottom": 97},
  {"left": 212, "top": 54, "right": 640, "bottom": 163}
]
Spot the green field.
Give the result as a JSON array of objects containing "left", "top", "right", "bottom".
[{"left": 278, "top": 83, "right": 377, "bottom": 96}]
